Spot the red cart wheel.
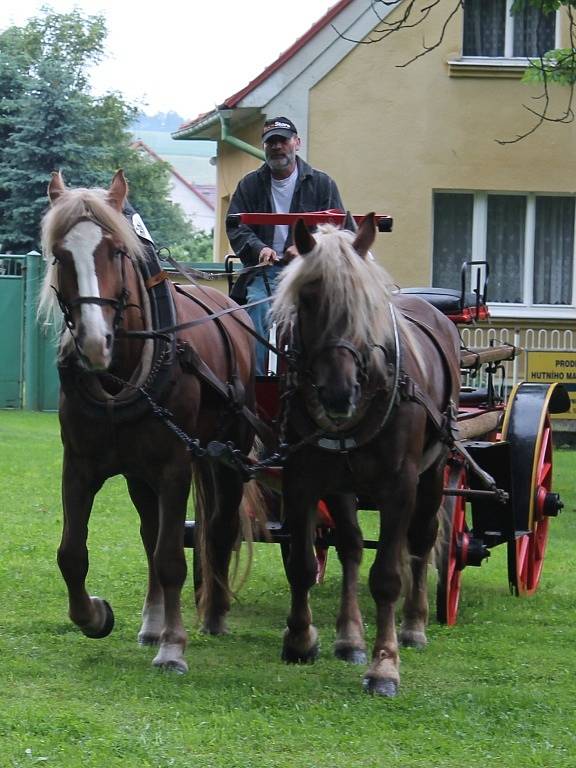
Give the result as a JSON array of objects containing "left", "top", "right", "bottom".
[
  {"left": 501, "top": 383, "right": 566, "bottom": 597},
  {"left": 436, "top": 461, "right": 469, "bottom": 625},
  {"left": 508, "top": 415, "right": 553, "bottom": 596}
]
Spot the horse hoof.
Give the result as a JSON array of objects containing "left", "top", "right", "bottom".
[
  {"left": 152, "top": 644, "right": 188, "bottom": 674},
  {"left": 334, "top": 646, "right": 367, "bottom": 665},
  {"left": 138, "top": 632, "right": 160, "bottom": 646},
  {"left": 200, "top": 621, "right": 229, "bottom": 636},
  {"left": 400, "top": 630, "right": 427, "bottom": 649},
  {"left": 281, "top": 643, "right": 319, "bottom": 664},
  {"left": 362, "top": 676, "right": 399, "bottom": 697},
  {"left": 82, "top": 598, "right": 114, "bottom": 639},
  {"left": 153, "top": 658, "right": 188, "bottom": 674}
]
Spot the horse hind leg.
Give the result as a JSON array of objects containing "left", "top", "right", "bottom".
[
  {"left": 328, "top": 494, "right": 367, "bottom": 665},
  {"left": 125, "top": 476, "right": 164, "bottom": 646},
  {"left": 399, "top": 463, "right": 444, "bottom": 650},
  {"left": 195, "top": 463, "right": 244, "bottom": 636},
  {"left": 58, "top": 458, "right": 114, "bottom": 639}
]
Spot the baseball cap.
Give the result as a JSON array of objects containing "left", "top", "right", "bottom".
[{"left": 262, "top": 117, "right": 298, "bottom": 142}]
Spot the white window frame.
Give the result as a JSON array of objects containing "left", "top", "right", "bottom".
[{"left": 433, "top": 190, "right": 576, "bottom": 320}]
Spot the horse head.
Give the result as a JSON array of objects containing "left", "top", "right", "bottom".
[
  {"left": 40, "top": 170, "right": 144, "bottom": 372},
  {"left": 278, "top": 213, "right": 392, "bottom": 426}
]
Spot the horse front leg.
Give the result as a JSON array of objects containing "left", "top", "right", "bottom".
[
  {"left": 399, "top": 461, "right": 445, "bottom": 650},
  {"left": 151, "top": 465, "right": 191, "bottom": 673},
  {"left": 282, "top": 481, "right": 320, "bottom": 663},
  {"left": 327, "top": 494, "right": 367, "bottom": 665},
  {"left": 125, "top": 476, "right": 163, "bottom": 646},
  {"left": 58, "top": 454, "right": 113, "bottom": 638},
  {"left": 364, "top": 477, "right": 418, "bottom": 697}
]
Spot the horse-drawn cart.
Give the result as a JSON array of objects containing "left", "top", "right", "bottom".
[
  {"left": 185, "top": 210, "right": 570, "bottom": 629},
  {"left": 41, "top": 176, "right": 570, "bottom": 692}
]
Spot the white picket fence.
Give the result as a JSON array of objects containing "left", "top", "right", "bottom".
[{"left": 460, "top": 325, "right": 575, "bottom": 392}]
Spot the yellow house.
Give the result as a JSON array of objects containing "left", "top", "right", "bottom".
[{"left": 173, "top": 0, "right": 575, "bottom": 416}]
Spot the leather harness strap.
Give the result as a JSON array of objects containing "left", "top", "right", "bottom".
[
  {"left": 178, "top": 342, "right": 277, "bottom": 451},
  {"left": 144, "top": 270, "right": 170, "bottom": 289}
]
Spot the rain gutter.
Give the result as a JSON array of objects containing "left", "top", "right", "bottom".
[{"left": 218, "top": 109, "right": 265, "bottom": 161}]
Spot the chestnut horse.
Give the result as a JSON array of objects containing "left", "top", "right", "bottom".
[
  {"left": 270, "top": 214, "right": 461, "bottom": 695},
  {"left": 38, "top": 170, "right": 255, "bottom": 672}
]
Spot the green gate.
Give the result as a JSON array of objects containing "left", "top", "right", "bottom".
[{"left": 0, "top": 252, "right": 59, "bottom": 411}]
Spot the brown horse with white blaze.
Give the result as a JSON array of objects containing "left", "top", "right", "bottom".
[
  {"left": 38, "top": 170, "right": 255, "bottom": 672},
  {"left": 270, "top": 214, "right": 461, "bottom": 695}
]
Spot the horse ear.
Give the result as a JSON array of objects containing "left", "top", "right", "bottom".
[
  {"left": 342, "top": 210, "right": 358, "bottom": 233},
  {"left": 48, "top": 171, "right": 66, "bottom": 203},
  {"left": 353, "top": 212, "right": 377, "bottom": 260},
  {"left": 108, "top": 169, "right": 128, "bottom": 211},
  {"left": 293, "top": 218, "right": 316, "bottom": 256}
]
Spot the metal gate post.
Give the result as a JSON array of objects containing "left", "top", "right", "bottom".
[{"left": 23, "top": 251, "right": 41, "bottom": 410}]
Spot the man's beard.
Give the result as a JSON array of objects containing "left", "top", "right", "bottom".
[{"left": 266, "top": 149, "right": 295, "bottom": 173}]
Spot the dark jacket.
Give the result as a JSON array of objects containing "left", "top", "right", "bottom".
[{"left": 226, "top": 156, "right": 344, "bottom": 266}]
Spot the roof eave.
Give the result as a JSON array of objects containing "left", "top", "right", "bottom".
[{"left": 172, "top": 110, "right": 221, "bottom": 141}]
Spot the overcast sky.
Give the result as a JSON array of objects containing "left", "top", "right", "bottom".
[{"left": 2, "top": 0, "right": 336, "bottom": 119}]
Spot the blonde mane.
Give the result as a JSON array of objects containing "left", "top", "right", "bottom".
[
  {"left": 38, "top": 186, "right": 145, "bottom": 325},
  {"left": 271, "top": 224, "right": 399, "bottom": 351}
]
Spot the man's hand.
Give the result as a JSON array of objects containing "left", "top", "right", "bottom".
[{"left": 258, "top": 247, "right": 279, "bottom": 265}]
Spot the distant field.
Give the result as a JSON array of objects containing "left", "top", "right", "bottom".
[{"left": 1, "top": 410, "right": 575, "bottom": 768}]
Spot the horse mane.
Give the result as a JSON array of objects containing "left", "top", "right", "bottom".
[
  {"left": 272, "top": 224, "right": 400, "bottom": 351},
  {"left": 38, "top": 186, "right": 145, "bottom": 325}
]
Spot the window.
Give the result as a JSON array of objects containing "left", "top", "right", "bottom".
[
  {"left": 433, "top": 192, "right": 575, "bottom": 311},
  {"left": 463, "top": 0, "right": 557, "bottom": 58}
]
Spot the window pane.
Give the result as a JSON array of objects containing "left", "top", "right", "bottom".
[
  {"left": 533, "top": 197, "right": 574, "bottom": 305},
  {"left": 513, "top": 5, "right": 556, "bottom": 57},
  {"left": 433, "top": 193, "right": 473, "bottom": 289},
  {"left": 486, "top": 195, "right": 525, "bottom": 302},
  {"left": 463, "top": 0, "right": 506, "bottom": 56}
]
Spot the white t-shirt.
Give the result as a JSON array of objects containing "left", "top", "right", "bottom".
[{"left": 271, "top": 166, "right": 299, "bottom": 255}]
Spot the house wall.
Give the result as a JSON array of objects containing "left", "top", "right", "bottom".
[
  {"left": 169, "top": 176, "right": 215, "bottom": 233},
  {"left": 307, "top": 2, "right": 576, "bottom": 289},
  {"left": 215, "top": 122, "right": 262, "bottom": 259}
]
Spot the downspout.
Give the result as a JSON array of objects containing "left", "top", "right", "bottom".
[{"left": 218, "top": 110, "right": 265, "bottom": 161}]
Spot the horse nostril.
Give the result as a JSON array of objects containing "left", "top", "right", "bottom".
[{"left": 105, "top": 334, "right": 112, "bottom": 350}]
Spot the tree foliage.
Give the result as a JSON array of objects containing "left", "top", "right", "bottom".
[{"left": 0, "top": 8, "right": 211, "bottom": 259}]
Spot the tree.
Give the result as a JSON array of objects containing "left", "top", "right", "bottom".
[
  {"left": 0, "top": 57, "right": 108, "bottom": 251},
  {"left": 333, "top": 0, "right": 576, "bottom": 143},
  {"left": 0, "top": 9, "right": 204, "bottom": 255}
]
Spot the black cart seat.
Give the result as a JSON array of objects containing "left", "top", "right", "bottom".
[{"left": 399, "top": 287, "right": 489, "bottom": 324}]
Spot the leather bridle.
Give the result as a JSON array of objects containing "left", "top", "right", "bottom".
[{"left": 51, "top": 233, "right": 131, "bottom": 340}]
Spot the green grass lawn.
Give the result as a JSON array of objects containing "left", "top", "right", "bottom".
[{"left": 1, "top": 410, "right": 575, "bottom": 767}]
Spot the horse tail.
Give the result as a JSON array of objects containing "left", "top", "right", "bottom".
[{"left": 192, "top": 460, "right": 266, "bottom": 625}]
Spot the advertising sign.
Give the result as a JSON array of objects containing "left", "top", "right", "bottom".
[{"left": 525, "top": 351, "right": 576, "bottom": 419}]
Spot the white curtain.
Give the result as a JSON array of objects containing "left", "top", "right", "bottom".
[
  {"left": 534, "top": 197, "right": 574, "bottom": 305},
  {"left": 486, "top": 195, "right": 525, "bottom": 303},
  {"left": 432, "top": 193, "right": 473, "bottom": 289},
  {"left": 463, "top": 0, "right": 506, "bottom": 56},
  {"left": 513, "top": 4, "right": 556, "bottom": 57}
]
